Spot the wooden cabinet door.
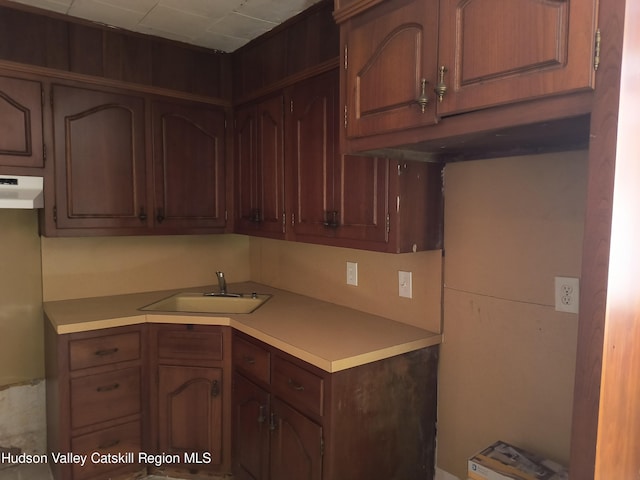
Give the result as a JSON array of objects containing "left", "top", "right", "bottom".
[
  {"left": 288, "top": 70, "right": 390, "bottom": 249},
  {"left": 151, "top": 100, "right": 226, "bottom": 230},
  {"left": 270, "top": 399, "right": 322, "bottom": 480},
  {"left": 288, "top": 70, "right": 338, "bottom": 239},
  {"left": 235, "top": 103, "right": 259, "bottom": 232},
  {"left": 437, "top": 0, "right": 598, "bottom": 115},
  {"left": 0, "top": 74, "right": 43, "bottom": 169},
  {"left": 344, "top": 0, "right": 439, "bottom": 138},
  {"left": 335, "top": 154, "right": 389, "bottom": 246},
  {"left": 51, "top": 84, "right": 148, "bottom": 230},
  {"left": 158, "top": 365, "right": 223, "bottom": 467},
  {"left": 235, "top": 95, "right": 285, "bottom": 237},
  {"left": 233, "top": 374, "right": 270, "bottom": 480}
]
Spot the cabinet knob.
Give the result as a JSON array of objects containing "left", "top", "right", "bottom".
[
  {"left": 138, "top": 207, "right": 147, "bottom": 221},
  {"left": 417, "top": 78, "right": 429, "bottom": 113},
  {"left": 156, "top": 209, "right": 165, "bottom": 223},
  {"left": 434, "top": 66, "right": 448, "bottom": 102}
]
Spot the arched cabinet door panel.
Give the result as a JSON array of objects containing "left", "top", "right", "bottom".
[
  {"left": 51, "top": 83, "right": 148, "bottom": 230},
  {"left": 0, "top": 74, "right": 44, "bottom": 169},
  {"left": 343, "top": 0, "right": 439, "bottom": 138},
  {"left": 151, "top": 101, "right": 226, "bottom": 229},
  {"left": 157, "top": 365, "right": 223, "bottom": 466}
]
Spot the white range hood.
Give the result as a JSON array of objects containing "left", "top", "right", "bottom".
[{"left": 0, "top": 175, "right": 44, "bottom": 209}]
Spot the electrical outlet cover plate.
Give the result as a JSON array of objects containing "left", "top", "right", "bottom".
[{"left": 555, "top": 276, "right": 579, "bottom": 314}]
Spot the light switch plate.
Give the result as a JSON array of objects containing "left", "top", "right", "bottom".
[
  {"left": 399, "top": 271, "right": 412, "bottom": 298},
  {"left": 347, "top": 262, "right": 358, "bottom": 286}
]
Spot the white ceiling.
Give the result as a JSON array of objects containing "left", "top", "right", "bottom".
[{"left": 7, "top": 0, "right": 323, "bottom": 52}]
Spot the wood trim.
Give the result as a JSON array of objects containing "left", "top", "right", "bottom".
[
  {"left": 0, "top": 59, "right": 231, "bottom": 107},
  {"left": 570, "top": 0, "right": 640, "bottom": 478},
  {"left": 333, "top": 0, "right": 387, "bottom": 24},
  {"left": 233, "top": 57, "right": 340, "bottom": 106}
]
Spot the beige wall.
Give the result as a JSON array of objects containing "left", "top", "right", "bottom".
[
  {"left": 0, "top": 210, "right": 43, "bottom": 386},
  {"left": 249, "top": 237, "right": 442, "bottom": 332},
  {"left": 436, "top": 151, "right": 587, "bottom": 479},
  {"left": 41, "top": 234, "right": 250, "bottom": 301}
]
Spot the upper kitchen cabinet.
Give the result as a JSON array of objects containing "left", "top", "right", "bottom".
[
  {"left": 436, "top": 0, "right": 598, "bottom": 115},
  {"left": 339, "top": 0, "right": 439, "bottom": 139},
  {"left": 0, "top": 73, "right": 44, "bottom": 171},
  {"left": 334, "top": 0, "right": 598, "bottom": 158},
  {"left": 287, "top": 69, "right": 442, "bottom": 252},
  {"left": 47, "top": 82, "right": 228, "bottom": 236},
  {"left": 151, "top": 100, "right": 227, "bottom": 231},
  {"left": 286, "top": 70, "right": 340, "bottom": 240},
  {"left": 50, "top": 83, "right": 148, "bottom": 232},
  {"left": 234, "top": 95, "right": 286, "bottom": 239}
]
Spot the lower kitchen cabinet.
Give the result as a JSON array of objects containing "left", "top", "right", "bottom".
[
  {"left": 44, "top": 323, "right": 146, "bottom": 480},
  {"left": 270, "top": 398, "right": 323, "bottom": 480},
  {"left": 232, "top": 331, "right": 439, "bottom": 480},
  {"left": 45, "top": 317, "right": 436, "bottom": 480},
  {"left": 233, "top": 373, "right": 270, "bottom": 480},
  {"left": 149, "top": 324, "right": 232, "bottom": 475}
]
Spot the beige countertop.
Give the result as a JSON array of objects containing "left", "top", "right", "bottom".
[{"left": 43, "top": 282, "right": 441, "bottom": 373}]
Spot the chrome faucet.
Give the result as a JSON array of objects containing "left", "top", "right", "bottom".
[{"left": 216, "top": 271, "right": 227, "bottom": 295}]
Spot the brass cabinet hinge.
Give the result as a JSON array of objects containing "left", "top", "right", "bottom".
[
  {"left": 43, "top": 144, "right": 46, "bottom": 163},
  {"left": 344, "top": 104, "right": 348, "bottom": 129},
  {"left": 344, "top": 43, "right": 348, "bottom": 70},
  {"left": 290, "top": 99, "right": 294, "bottom": 113},
  {"left": 320, "top": 436, "right": 325, "bottom": 457},
  {"left": 53, "top": 205, "right": 57, "bottom": 223},
  {"left": 594, "top": 28, "right": 601, "bottom": 71}
]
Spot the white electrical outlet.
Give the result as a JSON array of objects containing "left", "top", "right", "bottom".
[
  {"left": 399, "top": 271, "right": 412, "bottom": 298},
  {"left": 346, "top": 262, "right": 358, "bottom": 286},
  {"left": 555, "top": 276, "right": 580, "bottom": 314}
]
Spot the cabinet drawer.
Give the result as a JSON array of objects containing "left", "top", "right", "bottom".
[
  {"left": 69, "top": 331, "right": 141, "bottom": 371},
  {"left": 71, "top": 421, "right": 141, "bottom": 480},
  {"left": 157, "top": 325, "right": 223, "bottom": 363},
  {"left": 70, "top": 367, "right": 141, "bottom": 429},
  {"left": 272, "top": 356, "right": 324, "bottom": 417},
  {"left": 233, "top": 336, "right": 270, "bottom": 384}
]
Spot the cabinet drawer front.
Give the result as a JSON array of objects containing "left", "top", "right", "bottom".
[
  {"left": 233, "top": 336, "right": 270, "bottom": 384},
  {"left": 70, "top": 367, "right": 141, "bottom": 429},
  {"left": 69, "top": 331, "right": 141, "bottom": 371},
  {"left": 71, "top": 421, "right": 141, "bottom": 480},
  {"left": 157, "top": 326, "right": 223, "bottom": 362},
  {"left": 272, "top": 356, "right": 324, "bottom": 417}
]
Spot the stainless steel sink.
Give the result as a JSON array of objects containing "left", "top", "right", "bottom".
[{"left": 140, "top": 292, "right": 271, "bottom": 314}]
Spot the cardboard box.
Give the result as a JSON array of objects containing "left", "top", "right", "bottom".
[{"left": 468, "top": 441, "right": 568, "bottom": 480}]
